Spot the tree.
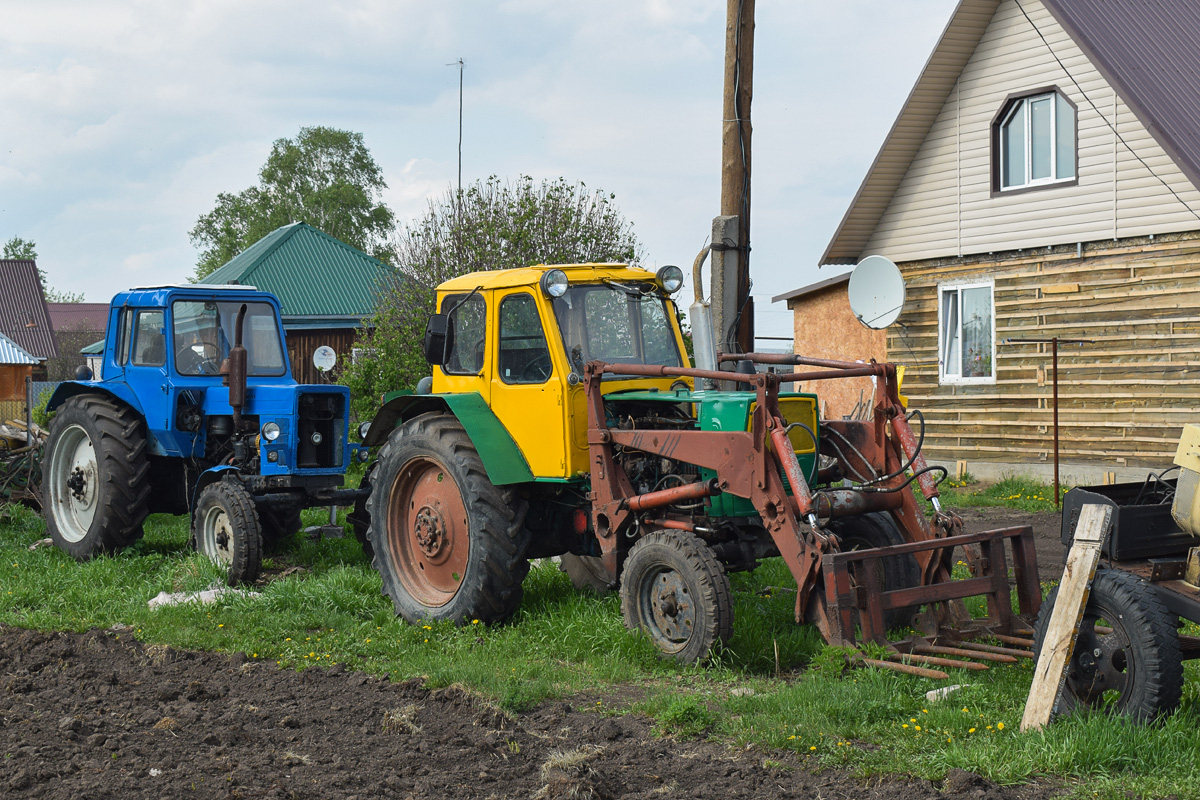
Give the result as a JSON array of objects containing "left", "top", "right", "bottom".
[
  {"left": 189, "top": 126, "right": 396, "bottom": 280},
  {"left": 3, "top": 236, "right": 84, "bottom": 302},
  {"left": 339, "top": 176, "right": 643, "bottom": 421}
]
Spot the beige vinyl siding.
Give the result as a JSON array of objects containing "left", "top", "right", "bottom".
[{"left": 863, "top": 0, "right": 1200, "bottom": 263}]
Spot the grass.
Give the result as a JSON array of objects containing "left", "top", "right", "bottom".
[
  {"left": 4, "top": 475, "right": 1200, "bottom": 799},
  {"left": 937, "top": 474, "right": 1068, "bottom": 512}
]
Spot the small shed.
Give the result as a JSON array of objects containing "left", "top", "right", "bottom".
[
  {"left": 200, "top": 223, "right": 391, "bottom": 384},
  {"left": 772, "top": 272, "right": 885, "bottom": 420},
  {"left": 0, "top": 332, "right": 40, "bottom": 423},
  {"left": 0, "top": 259, "right": 58, "bottom": 380}
]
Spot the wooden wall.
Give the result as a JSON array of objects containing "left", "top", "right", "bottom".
[
  {"left": 892, "top": 232, "right": 1200, "bottom": 469},
  {"left": 0, "top": 364, "right": 32, "bottom": 424},
  {"left": 790, "top": 286, "right": 887, "bottom": 419},
  {"left": 284, "top": 328, "right": 359, "bottom": 385}
]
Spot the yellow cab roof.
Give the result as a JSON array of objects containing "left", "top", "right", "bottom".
[{"left": 437, "top": 263, "right": 660, "bottom": 293}]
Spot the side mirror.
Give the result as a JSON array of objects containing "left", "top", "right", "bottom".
[{"left": 423, "top": 314, "right": 451, "bottom": 366}]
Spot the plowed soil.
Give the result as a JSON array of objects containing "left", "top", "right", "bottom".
[{"left": 1, "top": 507, "right": 1065, "bottom": 800}]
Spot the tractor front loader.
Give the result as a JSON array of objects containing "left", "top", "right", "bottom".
[{"left": 362, "top": 262, "right": 1042, "bottom": 675}]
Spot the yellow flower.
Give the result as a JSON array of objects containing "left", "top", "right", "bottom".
[
  {"left": 969, "top": 728, "right": 975, "bottom": 733},
  {"left": 472, "top": 619, "right": 480, "bottom": 625},
  {"left": 285, "top": 637, "right": 291, "bottom": 641},
  {"left": 365, "top": 639, "right": 371, "bottom": 643},
  {"left": 961, "top": 707, "right": 968, "bottom": 713},
  {"left": 910, "top": 718, "right": 916, "bottom": 723},
  {"left": 902, "top": 724, "right": 908, "bottom": 729},
  {"left": 787, "top": 735, "right": 795, "bottom": 740},
  {"left": 915, "top": 725, "right": 921, "bottom": 732},
  {"left": 809, "top": 746, "right": 817, "bottom": 751},
  {"left": 996, "top": 722, "right": 1005, "bottom": 730},
  {"left": 218, "top": 624, "right": 224, "bottom": 628}
]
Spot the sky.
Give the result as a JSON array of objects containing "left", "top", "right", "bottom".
[{"left": 0, "top": 0, "right": 959, "bottom": 340}]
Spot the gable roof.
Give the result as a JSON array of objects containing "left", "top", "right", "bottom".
[
  {"left": 0, "top": 332, "right": 40, "bottom": 365},
  {"left": 821, "top": 0, "right": 1200, "bottom": 265},
  {"left": 200, "top": 223, "right": 392, "bottom": 327},
  {"left": 47, "top": 302, "right": 109, "bottom": 332},
  {"left": 0, "top": 260, "right": 58, "bottom": 359}
]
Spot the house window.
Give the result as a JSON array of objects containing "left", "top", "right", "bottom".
[
  {"left": 998, "top": 91, "right": 1075, "bottom": 190},
  {"left": 939, "top": 282, "right": 994, "bottom": 383}
]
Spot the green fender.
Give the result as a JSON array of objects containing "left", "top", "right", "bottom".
[{"left": 362, "top": 392, "right": 534, "bottom": 485}]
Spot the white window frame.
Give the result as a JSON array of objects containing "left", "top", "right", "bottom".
[
  {"left": 998, "top": 91, "right": 1074, "bottom": 190},
  {"left": 938, "top": 279, "right": 996, "bottom": 385}
]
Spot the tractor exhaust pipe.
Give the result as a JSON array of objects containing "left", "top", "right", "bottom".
[{"left": 222, "top": 303, "right": 249, "bottom": 431}]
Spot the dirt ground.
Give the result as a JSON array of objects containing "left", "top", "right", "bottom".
[
  {"left": 1, "top": 507, "right": 1065, "bottom": 800},
  {"left": 954, "top": 505, "right": 1065, "bottom": 583}
]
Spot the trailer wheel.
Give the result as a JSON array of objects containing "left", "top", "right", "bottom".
[
  {"left": 366, "top": 413, "right": 530, "bottom": 625},
  {"left": 192, "top": 481, "right": 263, "bottom": 586},
  {"left": 825, "top": 512, "right": 921, "bottom": 630},
  {"left": 1033, "top": 568, "right": 1182, "bottom": 722},
  {"left": 44, "top": 394, "right": 150, "bottom": 559},
  {"left": 620, "top": 530, "right": 733, "bottom": 664},
  {"left": 560, "top": 554, "right": 614, "bottom": 594}
]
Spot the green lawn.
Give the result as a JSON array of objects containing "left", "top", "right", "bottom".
[{"left": 3, "top": 478, "right": 1199, "bottom": 799}]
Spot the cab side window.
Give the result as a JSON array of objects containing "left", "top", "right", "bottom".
[
  {"left": 443, "top": 293, "right": 487, "bottom": 375},
  {"left": 131, "top": 310, "right": 166, "bottom": 367},
  {"left": 499, "top": 293, "right": 552, "bottom": 384},
  {"left": 115, "top": 309, "right": 134, "bottom": 366}
]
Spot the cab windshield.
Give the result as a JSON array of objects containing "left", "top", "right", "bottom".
[
  {"left": 172, "top": 300, "right": 287, "bottom": 377},
  {"left": 551, "top": 283, "right": 683, "bottom": 376}
]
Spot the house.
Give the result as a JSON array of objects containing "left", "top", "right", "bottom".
[
  {"left": 0, "top": 260, "right": 58, "bottom": 382},
  {"left": 0, "top": 333, "right": 40, "bottom": 423},
  {"left": 771, "top": 272, "right": 886, "bottom": 420},
  {"left": 808, "top": 0, "right": 1200, "bottom": 483},
  {"left": 200, "top": 223, "right": 392, "bottom": 384},
  {"left": 45, "top": 302, "right": 109, "bottom": 381}
]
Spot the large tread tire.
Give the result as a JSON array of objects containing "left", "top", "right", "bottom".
[
  {"left": 192, "top": 480, "right": 263, "bottom": 586},
  {"left": 347, "top": 463, "right": 375, "bottom": 560},
  {"left": 825, "top": 511, "right": 921, "bottom": 631},
  {"left": 1033, "top": 568, "right": 1183, "bottom": 722},
  {"left": 560, "top": 553, "right": 614, "bottom": 595},
  {"left": 43, "top": 394, "right": 150, "bottom": 560},
  {"left": 365, "top": 413, "right": 530, "bottom": 625},
  {"left": 620, "top": 530, "right": 733, "bottom": 664}
]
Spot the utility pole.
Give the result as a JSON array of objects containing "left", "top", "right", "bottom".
[
  {"left": 720, "top": 0, "right": 754, "bottom": 354},
  {"left": 447, "top": 58, "right": 464, "bottom": 197}
]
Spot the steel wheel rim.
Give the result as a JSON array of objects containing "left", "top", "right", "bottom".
[
  {"left": 1070, "top": 609, "right": 1135, "bottom": 710},
  {"left": 386, "top": 456, "right": 469, "bottom": 607},
  {"left": 49, "top": 423, "right": 98, "bottom": 543},
  {"left": 638, "top": 566, "right": 695, "bottom": 654},
  {"left": 199, "top": 505, "right": 236, "bottom": 565}
]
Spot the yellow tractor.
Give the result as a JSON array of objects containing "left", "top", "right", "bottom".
[{"left": 360, "top": 263, "right": 1040, "bottom": 668}]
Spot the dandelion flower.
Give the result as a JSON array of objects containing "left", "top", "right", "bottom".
[
  {"left": 969, "top": 728, "right": 975, "bottom": 733},
  {"left": 996, "top": 722, "right": 1005, "bottom": 730}
]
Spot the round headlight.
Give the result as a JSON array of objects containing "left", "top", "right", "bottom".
[
  {"left": 261, "top": 422, "right": 281, "bottom": 442},
  {"left": 311, "top": 432, "right": 323, "bottom": 445},
  {"left": 656, "top": 265, "right": 684, "bottom": 294},
  {"left": 358, "top": 420, "right": 371, "bottom": 440},
  {"left": 540, "top": 269, "right": 569, "bottom": 298}
]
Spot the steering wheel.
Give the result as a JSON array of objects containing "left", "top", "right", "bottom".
[
  {"left": 521, "top": 352, "right": 553, "bottom": 382},
  {"left": 176, "top": 342, "right": 222, "bottom": 375}
]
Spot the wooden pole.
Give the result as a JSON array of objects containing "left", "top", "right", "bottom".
[
  {"left": 721, "top": 0, "right": 754, "bottom": 354},
  {"left": 1052, "top": 337, "right": 1059, "bottom": 507}
]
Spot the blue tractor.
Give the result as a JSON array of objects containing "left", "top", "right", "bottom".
[{"left": 41, "top": 284, "right": 365, "bottom": 583}]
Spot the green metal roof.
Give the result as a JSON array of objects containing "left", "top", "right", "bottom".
[
  {"left": 200, "top": 223, "right": 393, "bottom": 322},
  {"left": 80, "top": 339, "right": 104, "bottom": 355}
]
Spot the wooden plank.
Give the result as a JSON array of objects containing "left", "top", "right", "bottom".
[{"left": 1021, "top": 503, "right": 1113, "bottom": 732}]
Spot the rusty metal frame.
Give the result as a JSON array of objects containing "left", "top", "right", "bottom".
[{"left": 820, "top": 525, "right": 1041, "bottom": 648}]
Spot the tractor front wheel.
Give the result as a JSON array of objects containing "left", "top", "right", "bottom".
[
  {"left": 44, "top": 394, "right": 150, "bottom": 559},
  {"left": 366, "top": 413, "right": 530, "bottom": 625},
  {"left": 620, "top": 530, "right": 733, "bottom": 664},
  {"left": 825, "top": 511, "right": 921, "bottom": 631},
  {"left": 192, "top": 481, "right": 263, "bottom": 586},
  {"left": 1033, "top": 568, "right": 1182, "bottom": 722}
]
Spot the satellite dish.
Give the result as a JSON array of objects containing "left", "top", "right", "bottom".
[
  {"left": 848, "top": 255, "right": 906, "bottom": 329},
  {"left": 312, "top": 346, "right": 337, "bottom": 373}
]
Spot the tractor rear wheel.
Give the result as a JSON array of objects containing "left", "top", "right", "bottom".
[
  {"left": 44, "top": 394, "right": 150, "bottom": 559},
  {"left": 825, "top": 511, "right": 921, "bottom": 631},
  {"left": 1033, "top": 568, "right": 1182, "bottom": 722},
  {"left": 620, "top": 530, "right": 733, "bottom": 664},
  {"left": 192, "top": 480, "right": 263, "bottom": 586},
  {"left": 366, "top": 413, "right": 530, "bottom": 625}
]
